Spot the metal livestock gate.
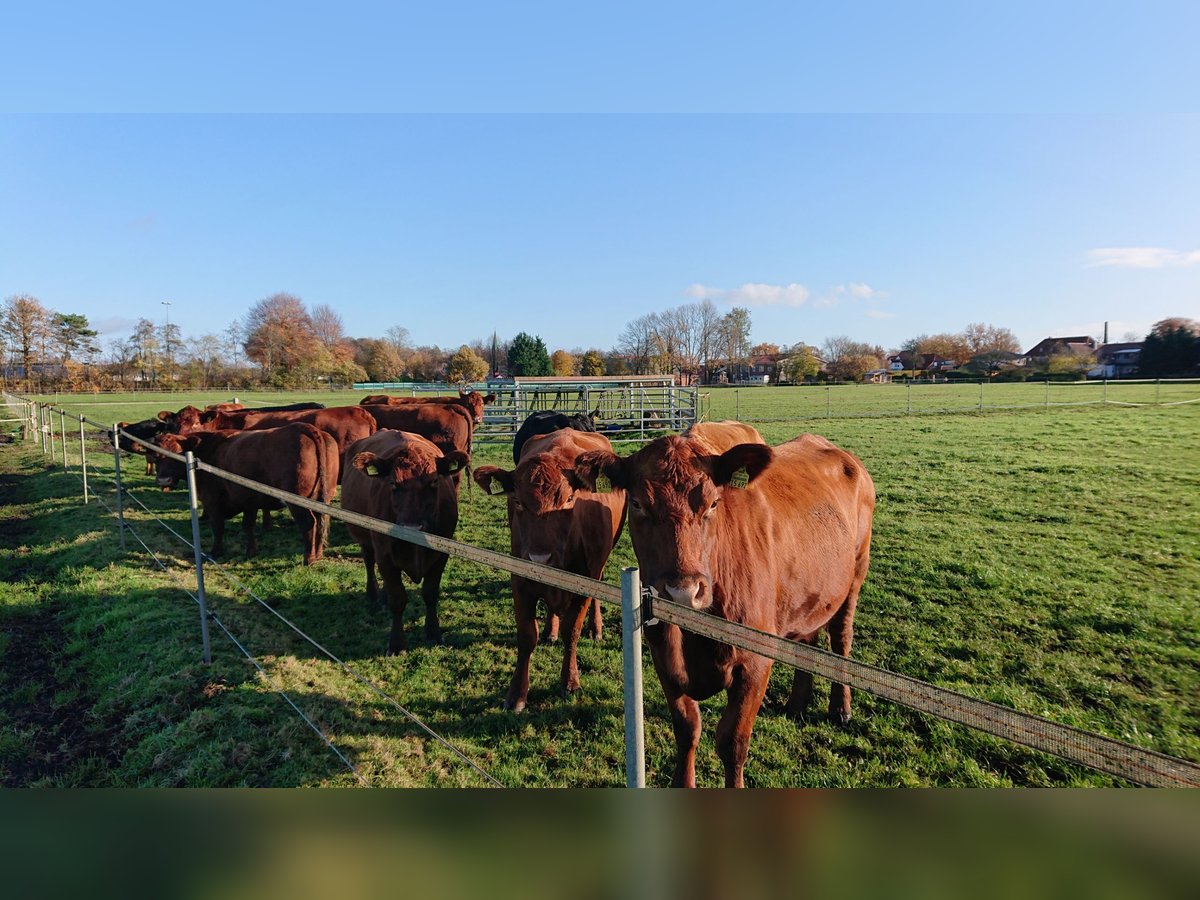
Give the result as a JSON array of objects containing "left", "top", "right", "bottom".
[{"left": 474, "top": 376, "right": 699, "bottom": 446}]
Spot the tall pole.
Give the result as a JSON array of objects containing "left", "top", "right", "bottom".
[
  {"left": 59, "top": 408, "right": 68, "bottom": 469},
  {"left": 79, "top": 415, "right": 89, "bottom": 503},
  {"left": 621, "top": 566, "right": 646, "bottom": 788},
  {"left": 184, "top": 451, "right": 212, "bottom": 664},
  {"left": 112, "top": 422, "right": 127, "bottom": 551}
]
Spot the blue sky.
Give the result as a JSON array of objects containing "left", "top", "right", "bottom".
[{"left": 3, "top": 5, "right": 1198, "bottom": 356}]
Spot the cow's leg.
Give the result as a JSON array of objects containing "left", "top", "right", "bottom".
[
  {"left": 826, "top": 592, "right": 859, "bottom": 726},
  {"left": 210, "top": 513, "right": 226, "bottom": 558},
  {"left": 362, "top": 541, "right": 380, "bottom": 604},
  {"left": 785, "top": 632, "right": 819, "bottom": 720},
  {"left": 506, "top": 577, "right": 539, "bottom": 713},
  {"left": 558, "top": 593, "right": 590, "bottom": 697},
  {"left": 541, "top": 607, "right": 560, "bottom": 643},
  {"left": 588, "top": 600, "right": 604, "bottom": 643},
  {"left": 420, "top": 553, "right": 448, "bottom": 643},
  {"left": 377, "top": 556, "right": 409, "bottom": 655},
  {"left": 288, "top": 502, "right": 319, "bottom": 565},
  {"left": 715, "top": 658, "right": 773, "bottom": 788},
  {"left": 646, "top": 625, "right": 701, "bottom": 787},
  {"left": 242, "top": 507, "right": 258, "bottom": 558}
]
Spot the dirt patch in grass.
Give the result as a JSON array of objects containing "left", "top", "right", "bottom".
[{"left": 0, "top": 600, "right": 121, "bottom": 786}]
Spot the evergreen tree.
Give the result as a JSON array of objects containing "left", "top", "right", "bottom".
[{"left": 508, "top": 331, "right": 552, "bottom": 376}]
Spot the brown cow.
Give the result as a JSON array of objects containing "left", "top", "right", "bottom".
[
  {"left": 152, "top": 423, "right": 339, "bottom": 565},
  {"left": 473, "top": 429, "right": 627, "bottom": 712},
  {"left": 573, "top": 432, "right": 875, "bottom": 787},
  {"left": 209, "top": 406, "right": 377, "bottom": 483},
  {"left": 341, "top": 430, "right": 470, "bottom": 654},
  {"left": 360, "top": 389, "right": 496, "bottom": 424},
  {"left": 682, "top": 420, "right": 765, "bottom": 454},
  {"left": 362, "top": 403, "right": 474, "bottom": 490}
]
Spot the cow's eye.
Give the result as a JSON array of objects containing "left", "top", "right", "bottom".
[
  {"left": 708, "top": 498, "right": 719, "bottom": 511},
  {"left": 629, "top": 498, "right": 643, "bottom": 512}
]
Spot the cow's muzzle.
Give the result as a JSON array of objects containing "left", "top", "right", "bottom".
[{"left": 656, "top": 575, "right": 711, "bottom": 610}]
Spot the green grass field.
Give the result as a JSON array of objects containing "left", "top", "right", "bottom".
[{"left": 2, "top": 387, "right": 1198, "bottom": 786}]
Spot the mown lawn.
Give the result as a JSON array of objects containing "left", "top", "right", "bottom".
[{"left": 2, "top": 392, "right": 1197, "bottom": 786}]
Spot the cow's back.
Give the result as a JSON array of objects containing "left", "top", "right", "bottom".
[
  {"left": 713, "top": 433, "right": 874, "bottom": 637},
  {"left": 364, "top": 404, "right": 472, "bottom": 456},
  {"left": 682, "top": 420, "right": 765, "bottom": 454}
]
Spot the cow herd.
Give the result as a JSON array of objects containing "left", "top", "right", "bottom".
[{"left": 116, "top": 392, "right": 875, "bottom": 787}]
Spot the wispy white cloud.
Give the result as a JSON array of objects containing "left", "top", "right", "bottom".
[
  {"left": 94, "top": 315, "right": 137, "bottom": 334},
  {"left": 835, "top": 282, "right": 889, "bottom": 300},
  {"left": 685, "top": 280, "right": 887, "bottom": 308},
  {"left": 1086, "top": 247, "right": 1200, "bottom": 268},
  {"left": 686, "top": 282, "right": 811, "bottom": 307},
  {"left": 865, "top": 309, "right": 896, "bottom": 319}
]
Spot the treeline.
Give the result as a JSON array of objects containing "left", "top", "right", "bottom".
[{"left": 4, "top": 289, "right": 1198, "bottom": 393}]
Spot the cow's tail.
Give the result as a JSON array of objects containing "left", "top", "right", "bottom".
[{"left": 310, "top": 430, "right": 333, "bottom": 553}]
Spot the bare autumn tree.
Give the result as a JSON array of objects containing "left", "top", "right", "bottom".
[
  {"left": 2, "top": 293, "right": 50, "bottom": 389},
  {"left": 243, "top": 292, "right": 319, "bottom": 384},
  {"left": 823, "top": 335, "right": 885, "bottom": 381}
]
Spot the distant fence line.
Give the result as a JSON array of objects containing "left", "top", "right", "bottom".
[
  {"left": 715, "top": 377, "right": 1200, "bottom": 423},
  {"left": 7, "top": 389, "right": 1200, "bottom": 788}
]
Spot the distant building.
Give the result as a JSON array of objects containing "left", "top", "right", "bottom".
[
  {"left": 1020, "top": 335, "right": 1099, "bottom": 367},
  {"left": 1090, "top": 342, "right": 1143, "bottom": 379}
]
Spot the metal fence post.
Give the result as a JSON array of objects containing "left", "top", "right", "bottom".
[
  {"left": 621, "top": 566, "right": 646, "bottom": 789},
  {"left": 59, "top": 408, "right": 68, "bottom": 470},
  {"left": 39, "top": 405, "right": 46, "bottom": 454},
  {"left": 46, "top": 406, "right": 55, "bottom": 465},
  {"left": 79, "top": 415, "right": 89, "bottom": 503},
  {"left": 112, "top": 422, "right": 127, "bottom": 551},
  {"left": 184, "top": 451, "right": 213, "bottom": 665}
]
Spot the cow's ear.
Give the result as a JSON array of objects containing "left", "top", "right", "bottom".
[
  {"left": 438, "top": 451, "right": 470, "bottom": 477},
  {"left": 180, "top": 434, "right": 204, "bottom": 454},
  {"left": 572, "top": 450, "right": 627, "bottom": 493},
  {"left": 473, "top": 466, "right": 514, "bottom": 496},
  {"left": 156, "top": 410, "right": 173, "bottom": 422},
  {"left": 483, "top": 393, "right": 497, "bottom": 405},
  {"left": 353, "top": 451, "right": 385, "bottom": 477},
  {"left": 710, "top": 443, "right": 773, "bottom": 489}
]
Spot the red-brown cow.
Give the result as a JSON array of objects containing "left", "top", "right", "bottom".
[
  {"left": 574, "top": 432, "right": 875, "bottom": 787},
  {"left": 359, "top": 389, "right": 496, "bottom": 424},
  {"left": 341, "top": 430, "right": 470, "bottom": 654},
  {"left": 473, "top": 429, "right": 627, "bottom": 712},
  {"left": 152, "top": 423, "right": 339, "bottom": 565},
  {"left": 361, "top": 403, "right": 474, "bottom": 491},
  {"left": 209, "top": 406, "right": 377, "bottom": 483},
  {"left": 682, "top": 420, "right": 765, "bottom": 454}
]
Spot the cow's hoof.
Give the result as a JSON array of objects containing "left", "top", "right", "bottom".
[{"left": 504, "top": 698, "right": 527, "bottom": 713}]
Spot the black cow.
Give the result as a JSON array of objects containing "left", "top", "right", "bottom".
[{"left": 512, "top": 409, "right": 599, "bottom": 464}]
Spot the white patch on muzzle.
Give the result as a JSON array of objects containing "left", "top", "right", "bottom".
[
  {"left": 666, "top": 582, "right": 704, "bottom": 609},
  {"left": 528, "top": 552, "right": 552, "bottom": 565}
]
